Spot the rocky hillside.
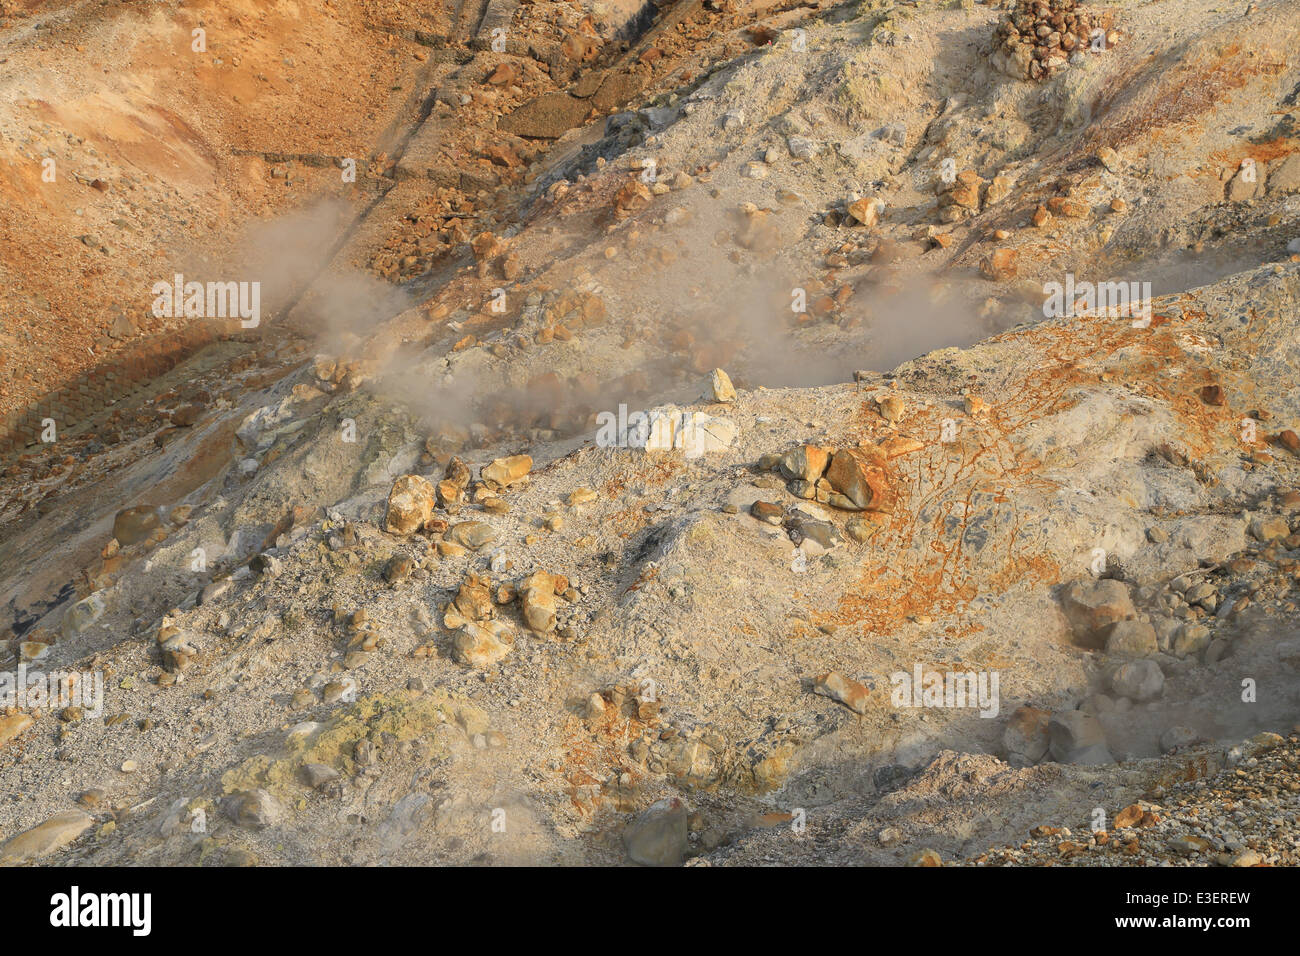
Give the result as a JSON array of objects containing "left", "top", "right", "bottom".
[{"left": 1, "top": 0, "right": 1299, "bottom": 866}]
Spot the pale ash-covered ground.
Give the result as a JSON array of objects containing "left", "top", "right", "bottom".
[{"left": 2, "top": 0, "right": 1300, "bottom": 865}]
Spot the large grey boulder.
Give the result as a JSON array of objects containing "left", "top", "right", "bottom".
[
  {"left": 1048, "top": 710, "right": 1114, "bottom": 765},
  {"left": 1111, "top": 660, "right": 1165, "bottom": 701},
  {"left": 623, "top": 797, "right": 689, "bottom": 867},
  {"left": 1059, "top": 579, "right": 1136, "bottom": 649}
]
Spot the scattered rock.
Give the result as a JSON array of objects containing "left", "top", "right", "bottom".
[
  {"left": 482, "top": 454, "right": 532, "bottom": 487},
  {"left": 1111, "top": 660, "right": 1164, "bottom": 701},
  {"left": 812, "top": 671, "right": 870, "bottom": 714},
  {"left": 0, "top": 810, "right": 93, "bottom": 863},
  {"left": 1003, "top": 705, "right": 1050, "bottom": 765},
  {"left": 824, "top": 446, "right": 893, "bottom": 512},
  {"left": 453, "top": 620, "right": 514, "bottom": 667},
  {"left": 1048, "top": 710, "right": 1113, "bottom": 765},
  {"left": 710, "top": 368, "right": 736, "bottom": 403},
  {"left": 623, "top": 797, "right": 689, "bottom": 866},
  {"left": 221, "top": 789, "right": 283, "bottom": 829},
  {"left": 990, "top": 0, "right": 1115, "bottom": 82},
  {"left": 384, "top": 475, "right": 436, "bottom": 535},
  {"left": 1059, "top": 578, "right": 1136, "bottom": 649},
  {"left": 1104, "top": 620, "right": 1157, "bottom": 658}
]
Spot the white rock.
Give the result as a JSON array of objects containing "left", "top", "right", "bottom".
[
  {"left": 633, "top": 406, "right": 738, "bottom": 457},
  {"left": 676, "top": 412, "right": 738, "bottom": 459},
  {"left": 787, "top": 136, "right": 821, "bottom": 160}
]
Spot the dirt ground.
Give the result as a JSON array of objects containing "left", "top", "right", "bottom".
[{"left": 1, "top": 0, "right": 1299, "bottom": 867}]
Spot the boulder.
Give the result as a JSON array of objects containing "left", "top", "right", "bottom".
[
  {"left": 221, "top": 789, "right": 283, "bottom": 829},
  {"left": 62, "top": 591, "right": 108, "bottom": 637},
  {"left": 623, "top": 797, "right": 689, "bottom": 866},
  {"left": 1048, "top": 710, "right": 1113, "bottom": 765},
  {"left": 789, "top": 517, "right": 841, "bottom": 554},
  {"left": 980, "top": 248, "right": 1018, "bottom": 280},
  {"left": 0, "top": 713, "right": 35, "bottom": 747},
  {"left": 452, "top": 620, "right": 514, "bottom": 667},
  {"left": 637, "top": 407, "right": 738, "bottom": 458},
  {"left": 0, "top": 810, "right": 93, "bottom": 863},
  {"left": 481, "top": 455, "right": 532, "bottom": 487},
  {"left": 824, "top": 446, "right": 893, "bottom": 512},
  {"left": 1159, "top": 725, "right": 1198, "bottom": 753},
  {"left": 519, "top": 571, "right": 563, "bottom": 634},
  {"left": 1002, "top": 705, "right": 1050, "bottom": 765},
  {"left": 676, "top": 411, "right": 737, "bottom": 459},
  {"left": 1173, "top": 623, "right": 1211, "bottom": 658},
  {"left": 384, "top": 475, "right": 435, "bottom": 535},
  {"left": 447, "top": 521, "right": 497, "bottom": 551},
  {"left": 847, "top": 196, "right": 883, "bottom": 227},
  {"left": 812, "top": 671, "right": 870, "bottom": 714},
  {"left": 1267, "top": 153, "right": 1300, "bottom": 195},
  {"left": 1111, "top": 659, "right": 1164, "bottom": 701},
  {"left": 1104, "top": 620, "right": 1157, "bottom": 657},
  {"left": 113, "top": 505, "right": 161, "bottom": 546},
  {"left": 779, "top": 445, "right": 830, "bottom": 482},
  {"left": 500, "top": 92, "right": 590, "bottom": 139},
  {"left": 448, "top": 576, "right": 494, "bottom": 625},
  {"left": 710, "top": 368, "right": 736, "bottom": 403},
  {"left": 1249, "top": 515, "right": 1290, "bottom": 542},
  {"left": 1059, "top": 578, "right": 1135, "bottom": 648}
]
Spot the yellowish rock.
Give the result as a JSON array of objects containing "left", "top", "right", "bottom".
[
  {"left": 877, "top": 393, "right": 905, "bottom": 425},
  {"left": 568, "top": 487, "right": 598, "bottom": 506},
  {"left": 0, "top": 713, "right": 35, "bottom": 746},
  {"left": 710, "top": 368, "right": 737, "bottom": 403},
  {"left": 481, "top": 454, "right": 532, "bottom": 487},
  {"left": 0, "top": 810, "right": 94, "bottom": 864}
]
